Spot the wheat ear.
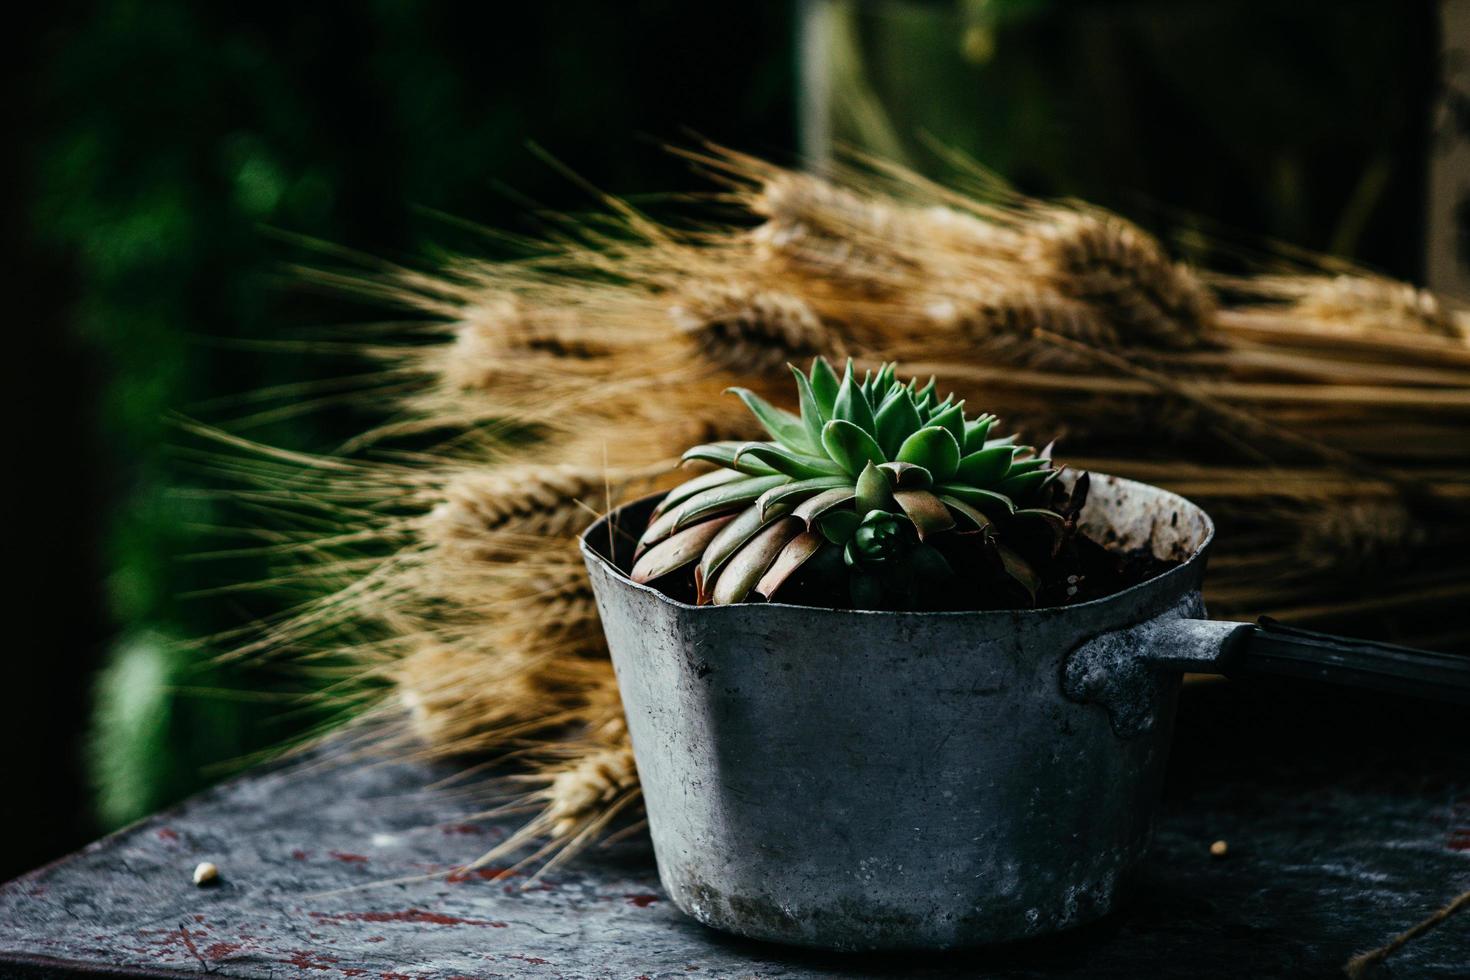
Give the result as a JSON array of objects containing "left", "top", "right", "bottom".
[
  {"left": 1026, "top": 208, "right": 1215, "bottom": 349},
  {"left": 925, "top": 284, "right": 1121, "bottom": 369},
  {"left": 668, "top": 280, "right": 838, "bottom": 374}
]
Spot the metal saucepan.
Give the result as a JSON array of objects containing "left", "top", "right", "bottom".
[{"left": 579, "top": 474, "right": 1470, "bottom": 951}]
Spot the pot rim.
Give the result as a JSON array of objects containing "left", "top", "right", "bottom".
[{"left": 579, "top": 472, "right": 1215, "bottom": 621}]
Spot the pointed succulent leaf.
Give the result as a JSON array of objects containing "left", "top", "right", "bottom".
[
  {"left": 735, "top": 442, "right": 846, "bottom": 479},
  {"left": 892, "top": 489, "right": 956, "bottom": 539},
  {"left": 817, "top": 508, "right": 860, "bottom": 545},
  {"left": 938, "top": 494, "right": 993, "bottom": 532},
  {"left": 696, "top": 502, "right": 791, "bottom": 599},
  {"left": 995, "top": 543, "right": 1040, "bottom": 603},
  {"left": 682, "top": 442, "right": 779, "bottom": 475},
  {"left": 872, "top": 384, "right": 904, "bottom": 427},
  {"left": 1006, "top": 456, "right": 1052, "bottom": 477},
  {"left": 832, "top": 363, "right": 877, "bottom": 435},
  {"left": 963, "top": 415, "right": 996, "bottom": 453},
  {"left": 874, "top": 388, "right": 923, "bottom": 457},
  {"left": 674, "top": 474, "right": 790, "bottom": 530},
  {"left": 913, "top": 376, "right": 937, "bottom": 414},
  {"left": 789, "top": 364, "right": 828, "bottom": 450},
  {"left": 878, "top": 461, "right": 932, "bottom": 489},
  {"left": 1068, "top": 472, "right": 1092, "bottom": 514},
  {"left": 868, "top": 371, "right": 885, "bottom": 403},
  {"left": 638, "top": 502, "right": 687, "bottom": 557},
  {"left": 937, "top": 483, "right": 1016, "bottom": 516},
  {"left": 754, "top": 529, "right": 825, "bottom": 599},
  {"left": 809, "top": 356, "right": 840, "bottom": 414},
  {"left": 895, "top": 426, "right": 961, "bottom": 481},
  {"left": 645, "top": 471, "right": 750, "bottom": 550},
  {"left": 710, "top": 518, "right": 803, "bottom": 605},
  {"left": 822, "top": 419, "right": 886, "bottom": 476},
  {"left": 757, "top": 475, "right": 851, "bottom": 519},
  {"left": 855, "top": 460, "right": 892, "bottom": 513},
  {"left": 631, "top": 514, "right": 735, "bottom": 584},
  {"left": 984, "top": 433, "right": 1019, "bottom": 449},
  {"left": 928, "top": 402, "right": 966, "bottom": 449},
  {"left": 793, "top": 486, "right": 856, "bottom": 526},
  {"left": 727, "top": 388, "right": 814, "bottom": 453},
  {"left": 955, "top": 445, "right": 1016, "bottom": 487},
  {"left": 651, "top": 467, "right": 744, "bottom": 521},
  {"left": 998, "top": 470, "right": 1052, "bottom": 501}
]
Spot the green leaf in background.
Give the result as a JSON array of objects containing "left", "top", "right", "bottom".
[{"left": 25, "top": 0, "right": 797, "bottom": 850}]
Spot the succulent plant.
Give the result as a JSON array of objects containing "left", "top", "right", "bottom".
[{"left": 631, "top": 358, "right": 1086, "bottom": 611}]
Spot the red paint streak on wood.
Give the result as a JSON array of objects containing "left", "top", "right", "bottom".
[
  {"left": 285, "top": 949, "right": 340, "bottom": 971},
  {"left": 292, "top": 849, "right": 312, "bottom": 861},
  {"left": 341, "top": 970, "right": 368, "bottom": 977},
  {"left": 310, "top": 909, "right": 507, "bottom": 928},
  {"left": 157, "top": 828, "right": 179, "bottom": 842},
  {"left": 381, "top": 973, "right": 413, "bottom": 979},
  {"left": 508, "top": 954, "right": 551, "bottom": 965},
  {"left": 203, "top": 942, "right": 242, "bottom": 960},
  {"left": 365, "top": 935, "right": 386, "bottom": 943},
  {"left": 625, "top": 893, "right": 660, "bottom": 907},
  {"left": 440, "top": 823, "right": 485, "bottom": 835},
  {"left": 329, "top": 851, "right": 370, "bottom": 863},
  {"left": 175, "top": 926, "right": 204, "bottom": 966},
  {"left": 446, "top": 864, "right": 521, "bottom": 883},
  {"left": 1449, "top": 828, "right": 1470, "bottom": 851}
]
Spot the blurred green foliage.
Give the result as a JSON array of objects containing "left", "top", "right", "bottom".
[{"left": 29, "top": 0, "right": 794, "bottom": 835}]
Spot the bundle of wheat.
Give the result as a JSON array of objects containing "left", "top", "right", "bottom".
[{"left": 215, "top": 146, "right": 1470, "bottom": 875}]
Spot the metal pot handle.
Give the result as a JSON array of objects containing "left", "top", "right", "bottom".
[{"left": 1063, "top": 613, "right": 1470, "bottom": 738}]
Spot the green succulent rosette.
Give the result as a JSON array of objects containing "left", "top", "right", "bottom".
[{"left": 631, "top": 358, "right": 1080, "bottom": 610}]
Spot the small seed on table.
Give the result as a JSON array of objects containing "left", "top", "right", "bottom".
[
  {"left": 193, "top": 861, "right": 219, "bottom": 886},
  {"left": 1209, "top": 840, "right": 1228, "bottom": 858}
]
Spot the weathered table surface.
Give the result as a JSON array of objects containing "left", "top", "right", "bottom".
[{"left": 1, "top": 682, "right": 1466, "bottom": 979}]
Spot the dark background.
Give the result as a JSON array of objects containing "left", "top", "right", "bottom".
[{"left": 2, "top": 0, "right": 1454, "bottom": 883}]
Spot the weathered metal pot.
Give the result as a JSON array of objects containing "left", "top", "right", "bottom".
[{"left": 579, "top": 474, "right": 1469, "bottom": 951}]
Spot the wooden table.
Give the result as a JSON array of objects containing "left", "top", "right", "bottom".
[{"left": 1, "top": 682, "right": 1466, "bottom": 978}]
